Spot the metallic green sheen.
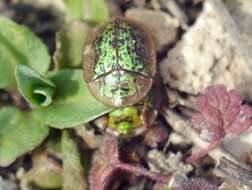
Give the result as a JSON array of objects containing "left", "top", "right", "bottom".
[
  {"left": 93, "top": 20, "right": 148, "bottom": 80},
  {"left": 93, "top": 25, "right": 117, "bottom": 79},
  {"left": 100, "top": 70, "right": 137, "bottom": 105},
  {"left": 85, "top": 18, "right": 155, "bottom": 107}
]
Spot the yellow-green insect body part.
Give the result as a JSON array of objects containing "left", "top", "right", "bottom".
[
  {"left": 108, "top": 106, "right": 142, "bottom": 135},
  {"left": 83, "top": 18, "right": 156, "bottom": 107}
]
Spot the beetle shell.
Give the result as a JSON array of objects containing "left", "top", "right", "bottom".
[{"left": 83, "top": 18, "right": 156, "bottom": 107}]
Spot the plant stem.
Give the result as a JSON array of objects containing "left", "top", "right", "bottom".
[
  {"left": 186, "top": 139, "right": 222, "bottom": 164},
  {"left": 117, "top": 162, "right": 166, "bottom": 183}
]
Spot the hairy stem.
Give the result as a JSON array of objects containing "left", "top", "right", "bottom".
[
  {"left": 117, "top": 162, "right": 166, "bottom": 183},
  {"left": 186, "top": 139, "right": 222, "bottom": 164}
]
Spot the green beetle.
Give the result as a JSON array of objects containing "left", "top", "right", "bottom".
[{"left": 83, "top": 17, "right": 156, "bottom": 107}]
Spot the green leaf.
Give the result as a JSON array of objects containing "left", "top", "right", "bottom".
[
  {"left": 64, "top": 0, "right": 109, "bottom": 23},
  {"left": 0, "top": 106, "right": 49, "bottom": 167},
  {"left": 54, "top": 21, "right": 91, "bottom": 69},
  {"left": 34, "top": 69, "right": 112, "bottom": 128},
  {"left": 0, "top": 16, "right": 50, "bottom": 89},
  {"left": 62, "top": 130, "right": 87, "bottom": 190},
  {"left": 16, "top": 65, "right": 55, "bottom": 107}
]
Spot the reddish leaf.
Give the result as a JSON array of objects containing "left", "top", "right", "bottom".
[
  {"left": 189, "top": 85, "right": 252, "bottom": 163},
  {"left": 226, "top": 105, "right": 252, "bottom": 135},
  {"left": 192, "top": 85, "right": 252, "bottom": 142}
]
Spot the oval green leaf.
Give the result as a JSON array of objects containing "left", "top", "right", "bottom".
[
  {"left": 33, "top": 69, "right": 112, "bottom": 128},
  {"left": 62, "top": 130, "right": 87, "bottom": 190},
  {"left": 54, "top": 21, "right": 91, "bottom": 69},
  {"left": 64, "top": 0, "right": 109, "bottom": 23},
  {"left": 0, "top": 16, "right": 50, "bottom": 89},
  {"left": 0, "top": 106, "right": 49, "bottom": 167},
  {"left": 15, "top": 65, "right": 56, "bottom": 107}
]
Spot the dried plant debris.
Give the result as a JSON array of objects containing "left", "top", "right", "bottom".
[
  {"left": 172, "top": 176, "right": 218, "bottom": 190},
  {"left": 215, "top": 157, "right": 252, "bottom": 189},
  {"left": 75, "top": 125, "right": 105, "bottom": 149},
  {"left": 165, "top": 132, "right": 191, "bottom": 150},
  {"left": 147, "top": 150, "right": 193, "bottom": 177},
  {"left": 90, "top": 137, "right": 166, "bottom": 190},
  {"left": 143, "top": 123, "right": 169, "bottom": 148},
  {"left": 218, "top": 182, "right": 245, "bottom": 190}
]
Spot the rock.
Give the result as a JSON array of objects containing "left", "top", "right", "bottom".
[
  {"left": 224, "top": 0, "right": 252, "bottom": 51},
  {"left": 160, "top": 0, "right": 252, "bottom": 100},
  {"left": 223, "top": 128, "right": 252, "bottom": 161},
  {"left": 0, "top": 177, "right": 18, "bottom": 190},
  {"left": 125, "top": 8, "right": 179, "bottom": 51}
]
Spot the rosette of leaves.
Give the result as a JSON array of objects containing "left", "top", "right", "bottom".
[{"left": 0, "top": 0, "right": 110, "bottom": 188}]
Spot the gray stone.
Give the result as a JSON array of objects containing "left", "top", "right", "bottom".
[
  {"left": 126, "top": 8, "right": 179, "bottom": 51},
  {"left": 0, "top": 176, "right": 18, "bottom": 190},
  {"left": 224, "top": 0, "right": 252, "bottom": 51},
  {"left": 160, "top": 0, "right": 252, "bottom": 100}
]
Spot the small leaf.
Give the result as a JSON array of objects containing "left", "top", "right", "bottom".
[
  {"left": 22, "top": 150, "right": 63, "bottom": 189},
  {"left": 54, "top": 21, "right": 91, "bottom": 69},
  {"left": 191, "top": 85, "right": 252, "bottom": 142},
  {"left": 62, "top": 130, "right": 87, "bottom": 190},
  {"left": 64, "top": 0, "right": 109, "bottom": 23},
  {"left": 33, "top": 69, "right": 111, "bottom": 128},
  {"left": 82, "top": 0, "right": 109, "bottom": 23},
  {"left": 0, "top": 16, "right": 50, "bottom": 89},
  {"left": 15, "top": 65, "right": 55, "bottom": 107},
  {"left": 0, "top": 106, "right": 49, "bottom": 166}
]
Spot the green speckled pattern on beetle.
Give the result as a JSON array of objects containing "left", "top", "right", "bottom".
[
  {"left": 93, "top": 20, "right": 149, "bottom": 79},
  {"left": 100, "top": 71, "right": 137, "bottom": 105},
  {"left": 83, "top": 18, "right": 156, "bottom": 107}
]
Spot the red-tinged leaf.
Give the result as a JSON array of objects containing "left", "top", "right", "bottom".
[
  {"left": 201, "top": 103, "right": 222, "bottom": 129},
  {"left": 196, "top": 95, "right": 208, "bottom": 113},
  {"left": 191, "top": 113, "right": 208, "bottom": 130},
  {"left": 223, "top": 104, "right": 240, "bottom": 129},
  {"left": 211, "top": 85, "right": 229, "bottom": 113},
  {"left": 228, "top": 90, "right": 243, "bottom": 108},
  {"left": 186, "top": 139, "right": 222, "bottom": 164},
  {"left": 227, "top": 105, "right": 252, "bottom": 135},
  {"left": 223, "top": 90, "right": 242, "bottom": 128},
  {"left": 204, "top": 85, "right": 222, "bottom": 108},
  {"left": 199, "top": 126, "right": 224, "bottom": 142},
  {"left": 191, "top": 85, "right": 252, "bottom": 142},
  {"left": 189, "top": 85, "right": 252, "bottom": 163}
]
